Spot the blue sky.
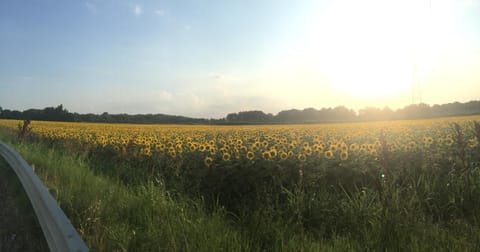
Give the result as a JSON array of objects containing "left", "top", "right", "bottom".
[{"left": 1, "top": 0, "right": 479, "bottom": 118}]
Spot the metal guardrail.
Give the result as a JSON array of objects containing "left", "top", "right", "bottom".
[{"left": 0, "top": 142, "right": 89, "bottom": 252}]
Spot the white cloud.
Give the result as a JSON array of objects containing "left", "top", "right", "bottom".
[
  {"left": 133, "top": 5, "right": 143, "bottom": 16},
  {"left": 85, "top": 1, "right": 96, "bottom": 13}
]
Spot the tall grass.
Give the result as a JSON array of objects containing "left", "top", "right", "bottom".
[
  {"left": 1, "top": 121, "right": 480, "bottom": 251},
  {"left": 0, "top": 129, "right": 334, "bottom": 251},
  {"left": 0, "top": 157, "right": 49, "bottom": 251}
]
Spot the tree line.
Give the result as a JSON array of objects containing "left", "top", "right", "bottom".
[{"left": 1, "top": 100, "right": 480, "bottom": 125}]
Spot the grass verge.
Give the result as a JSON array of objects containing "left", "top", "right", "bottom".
[{"left": 0, "top": 157, "right": 49, "bottom": 251}]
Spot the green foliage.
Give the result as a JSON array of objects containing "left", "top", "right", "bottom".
[
  {"left": 0, "top": 157, "right": 49, "bottom": 251},
  {"left": 2, "top": 119, "right": 480, "bottom": 251}
]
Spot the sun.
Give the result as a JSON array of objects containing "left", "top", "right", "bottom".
[
  {"left": 323, "top": 47, "right": 413, "bottom": 98},
  {"left": 261, "top": 0, "right": 440, "bottom": 101},
  {"left": 291, "top": 0, "right": 438, "bottom": 99},
  {"left": 312, "top": 0, "right": 425, "bottom": 99}
]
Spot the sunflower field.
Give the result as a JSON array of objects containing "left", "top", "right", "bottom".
[{"left": 1, "top": 116, "right": 480, "bottom": 250}]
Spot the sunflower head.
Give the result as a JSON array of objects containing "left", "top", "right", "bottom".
[
  {"left": 297, "top": 153, "right": 307, "bottom": 162},
  {"left": 222, "top": 152, "right": 231, "bottom": 161},
  {"left": 262, "top": 151, "right": 272, "bottom": 160},
  {"left": 204, "top": 156, "right": 213, "bottom": 168},
  {"left": 324, "top": 150, "right": 334, "bottom": 159}
]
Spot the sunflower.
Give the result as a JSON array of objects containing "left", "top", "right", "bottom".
[
  {"left": 204, "top": 156, "right": 213, "bottom": 167},
  {"left": 209, "top": 148, "right": 216, "bottom": 155},
  {"left": 349, "top": 143, "right": 359, "bottom": 152},
  {"left": 445, "top": 138, "right": 454, "bottom": 146},
  {"left": 297, "top": 153, "right": 307, "bottom": 162},
  {"left": 143, "top": 147, "right": 151, "bottom": 156},
  {"left": 324, "top": 150, "right": 334, "bottom": 159},
  {"left": 262, "top": 151, "right": 272, "bottom": 160},
  {"left": 279, "top": 151, "right": 288, "bottom": 160},
  {"left": 423, "top": 136, "right": 433, "bottom": 145},
  {"left": 267, "top": 148, "right": 276, "bottom": 157},
  {"left": 340, "top": 151, "right": 348, "bottom": 161},
  {"left": 408, "top": 141, "right": 417, "bottom": 149},
  {"left": 262, "top": 141, "right": 269, "bottom": 148},
  {"left": 246, "top": 151, "right": 255, "bottom": 160},
  {"left": 329, "top": 145, "right": 337, "bottom": 152},
  {"left": 222, "top": 152, "right": 231, "bottom": 161},
  {"left": 304, "top": 146, "right": 313, "bottom": 156},
  {"left": 155, "top": 143, "right": 165, "bottom": 152}
]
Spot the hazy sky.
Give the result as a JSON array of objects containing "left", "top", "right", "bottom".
[{"left": 1, "top": 0, "right": 479, "bottom": 118}]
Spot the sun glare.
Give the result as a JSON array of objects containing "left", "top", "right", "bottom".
[{"left": 290, "top": 0, "right": 442, "bottom": 99}]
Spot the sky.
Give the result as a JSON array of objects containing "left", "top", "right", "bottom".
[{"left": 1, "top": 0, "right": 479, "bottom": 118}]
